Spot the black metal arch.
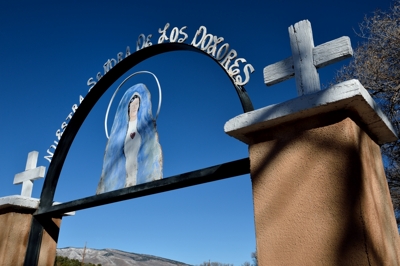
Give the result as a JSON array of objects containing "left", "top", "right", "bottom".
[
  {"left": 25, "top": 42, "right": 253, "bottom": 266},
  {"left": 37, "top": 42, "right": 254, "bottom": 211}
]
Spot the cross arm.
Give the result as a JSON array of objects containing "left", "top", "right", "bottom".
[
  {"left": 313, "top": 36, "right": 353, "bottom": 68},
  {"left": 13, "top": 166, "right": 46, "bottom": 184},
  {"left": 264, "top": 36, "right": 353, "bottom": 86}
]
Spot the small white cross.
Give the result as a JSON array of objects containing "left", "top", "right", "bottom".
[
  {"left": 264, "top": 20, "right": 353, "bottom": 96},
  {"left": 13, "top": 151, "right": 46, "bottom": 197}
]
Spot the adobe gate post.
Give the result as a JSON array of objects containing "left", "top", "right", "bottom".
[
  {"left": 225, "top": 80, "right": 400, "bottom": 265},
  {"left": 0, "top": 196, "right": 62, "bottom": 266},
  {"left": 0, "top": 151, "right": 71, "bottom": 266},
  {"left": 225, "top": 20, "right": 400, "bottom": 265}
]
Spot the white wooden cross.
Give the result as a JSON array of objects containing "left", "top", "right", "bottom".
[
  {"left": 13, "top": 151, "right": 46, "bottom": 197},
  {"left": 264, "top": 20, "right": 353, "bottom": 96}
]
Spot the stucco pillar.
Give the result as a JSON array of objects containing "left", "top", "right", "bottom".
[
  {"left": 0, "top": 196, "right": 62, "bottom": 266},
  {"left": 225, "top": 80, "right": 400, "bottom": 265}
]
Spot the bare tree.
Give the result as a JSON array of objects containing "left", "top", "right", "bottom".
[
  {"left": 251, "top": 252, "right": 257, "bottom": 266},
  {"left": 334, "top": 1, "right": 400, "bottom": 219},
  {"left": 241, "top": 251, "right": 257, "bottom": 266}
]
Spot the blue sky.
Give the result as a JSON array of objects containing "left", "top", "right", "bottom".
[{"left": 0, "top": 0, "right": 394, "bottom": 265}]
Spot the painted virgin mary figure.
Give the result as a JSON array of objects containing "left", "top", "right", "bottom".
[{"left": 96, "top": 83, "right": 163, "bottom": 194}]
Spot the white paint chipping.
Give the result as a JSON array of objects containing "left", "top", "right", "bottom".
[
  {"left": 0, "top": 195, "right": 39, "bottom": 210},
  {"left": 224, "top": 79, "right": 398, "bottom": 145},
  {"left": 0, "top": 195, "right": 75, "bottom": 216},
  {"left": 289, "top": 20, "right": 320, "bottom": 95},
  {"left": 13, "top": 151, "right": 46, "bottom": 198},
  {"left": 313, "top": 36, "right": 353, "bottom": 68},
  {"left": 264, "top": 20, "right": 353, "bottom": 95}
]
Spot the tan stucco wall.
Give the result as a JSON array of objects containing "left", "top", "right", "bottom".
[
  {"left": 38, "top": 218, "right": 62, "bottom": 266},
  {"left": 0, "top": 209, "right": 61, "bottom": 266},
  {"left": 249, "top": 113, "right": 400, "bottom": 265},
  {"left": 0, "top": 211, "right": 32, "bottom": 266}
]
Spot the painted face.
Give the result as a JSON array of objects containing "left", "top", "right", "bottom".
[{"left": 129, "top": 97, "right": 140, "bottom": 121}]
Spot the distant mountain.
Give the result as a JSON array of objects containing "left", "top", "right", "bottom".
[{"left": 57, "top": 247, "right": 192, "bottom": 266}]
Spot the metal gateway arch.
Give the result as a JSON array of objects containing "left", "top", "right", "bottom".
[{"left": 24, "top": 42, "right": 253, "bottom": 265}]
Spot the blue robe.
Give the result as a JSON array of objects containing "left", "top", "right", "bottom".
[{"left": 97, "top": 83, "right": 163, "bottom": 194}]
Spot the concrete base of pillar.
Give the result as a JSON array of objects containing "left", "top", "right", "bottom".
[{"left": 0, "top": 196, "right": 61, "bottom": 266}]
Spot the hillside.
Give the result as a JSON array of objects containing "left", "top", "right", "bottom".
[{"left": 57, "top": 247, "right": 191, "bottom": 266}]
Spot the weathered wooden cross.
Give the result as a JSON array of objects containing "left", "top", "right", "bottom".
[
  {"left": 264, "top": 20, "right": 353, "bottom": 96},
  {"left": 13, "top": 151, "right": 46, "bottom": 197}
]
